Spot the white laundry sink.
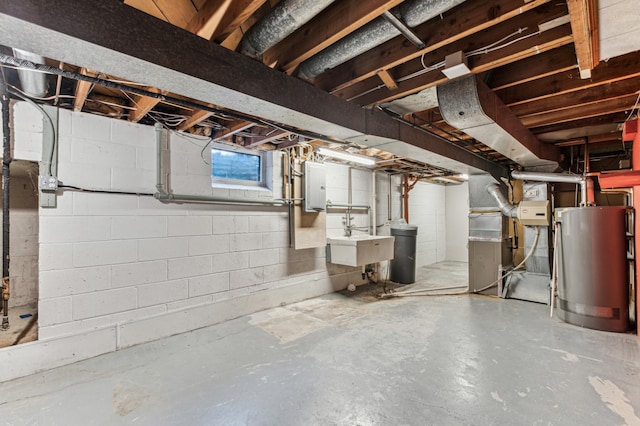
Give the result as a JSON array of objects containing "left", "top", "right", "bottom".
[{"left": 327, "top": 235, "right": 394, "bottom": 267}]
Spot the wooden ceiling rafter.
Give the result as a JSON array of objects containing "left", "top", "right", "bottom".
[
  {"left": 177, "top": 110, "right": 214, "bottom": 131},
  {"left": 129, "top": 87, "right": 167, "bottom": 123},
  {"left": 520, "top": 94, "right": 640, "bottom": 128},
  {"left": 212, "top": 119, "right": 255, "bottom": 141},
  {"left": 497, "top": 50, "right": 640, "bottom": 107},
  {"left": 185, "top": 0, "right": 235, "bottom": 38},
  {"left": 566, "top": 0, "right": 599, "bottom": 79},
  {"left": 314, "top": 0, "right": 553, "bottom": 93},
  {"left": 510, "top": 75, "right": 640, "bottom": 117},
  {"left": 332, "top": 3, "right": 571, "bottom": 103},
  {"left": 244, "top": 130, "right": 290, "bottom": 148},
  {"left": 486, "top": 44, "right": 578, "bottom": 91},
  {"left": 73, "top": 67, "right": 98, "bottom": 112}
]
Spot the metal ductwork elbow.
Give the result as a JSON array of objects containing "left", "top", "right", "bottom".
[
  {"left": 297, "top": 0, "right": 465, "bottom": 80},
  {"left": 486, "top": 183, "right": 518, "bottom": 218},
  {"left": 240, "top": 0, "right": 337, "bottom": 58},
  {"left": 437, "top": 75, "right": 561, "bottom": 170}
]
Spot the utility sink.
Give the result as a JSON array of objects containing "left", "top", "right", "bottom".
[{"left": 327, "top": 235, "right": 394, "bottom": 267}]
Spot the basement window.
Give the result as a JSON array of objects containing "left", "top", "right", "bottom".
[{"left": 210, "top": 143, "right": 271, "bottom": 190}]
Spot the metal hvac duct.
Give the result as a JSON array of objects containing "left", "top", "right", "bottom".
[
  {"left": 437, "top": 75, "right": 561, "bottom": 169},
  {"left": 297, "top": 0, "right": 466, "bottom": 80},
  {"left": 11, "top": 48, "right": 47, "bottom": 97},
  {"left": 485, "top": 183, "right": 517, "bottom": 218},
  {"left": 240, "top": 0, "right": 337, "bottom": 57}
]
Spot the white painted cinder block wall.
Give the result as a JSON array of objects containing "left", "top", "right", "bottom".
[
  {"left": 408, "top": 181, "right": 446, "bottom": 267},
  {"left": 0, "top": 102, "right": 449, "bottom": 381},
  {"left": 445, "top": 182, "right": 469, "bottom": 262}
]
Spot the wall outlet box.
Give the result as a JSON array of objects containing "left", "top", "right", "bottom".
[{"left": 39, "top": 175, "right": 58, "bottom": 191}]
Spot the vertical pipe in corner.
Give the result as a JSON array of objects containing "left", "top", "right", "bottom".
[{"left": 1, "top": 84, "right": 11, "bottom": 329}]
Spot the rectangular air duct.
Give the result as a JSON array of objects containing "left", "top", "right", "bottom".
[{"left": 437, "top": 75, "right": 561, "bottom": 170}]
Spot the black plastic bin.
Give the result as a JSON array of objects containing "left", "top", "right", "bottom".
[{"left": 389, "top": 224, "right": 418, "bottom": 284}]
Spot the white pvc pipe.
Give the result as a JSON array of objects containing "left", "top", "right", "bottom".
[{"left": 371, "top": 171, "right": 377, "bottom": 236}]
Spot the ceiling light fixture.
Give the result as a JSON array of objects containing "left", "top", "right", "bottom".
[
  {"left": 317, "top": 147, "right": 376, "bottom": 166},
  {"left": 442, "top": 51, "right": 471, "bottom": 80}
]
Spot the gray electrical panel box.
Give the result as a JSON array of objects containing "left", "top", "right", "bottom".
[{"left": 303, "top": 161, "right": 326, "bottom": 212}]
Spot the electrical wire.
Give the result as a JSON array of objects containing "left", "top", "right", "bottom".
[
  {"left": 624, "top": 90, "right": 640, "bottom": 123},
  {"left": 59, "top": 184, "right": 155, "bottom": 197},
  {"left": 348, "top": 27, "right": 537, "bottom": 102}
]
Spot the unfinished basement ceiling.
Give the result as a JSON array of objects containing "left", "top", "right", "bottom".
[{"left": 1, "top": 0, "right": 639, "bottom": 176}]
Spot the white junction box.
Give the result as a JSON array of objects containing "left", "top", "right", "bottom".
[
  {"left": 303, "top": 161, "right": 326, "bottom": 212},
  {"left": 327, "top": 235, "right": 395, "bottom": 267}
]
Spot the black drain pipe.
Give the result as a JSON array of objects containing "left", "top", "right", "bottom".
[{"left": 1, "top": 83, "right": 10, "bottom": 329}]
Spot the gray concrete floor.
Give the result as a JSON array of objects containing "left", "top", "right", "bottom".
[{"left": 1, "top": 262, "right": 639, "bottom": 425}]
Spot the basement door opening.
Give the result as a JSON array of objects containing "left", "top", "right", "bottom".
[{"left": 0, "top": 160, "right": 39, "bottom": 349}]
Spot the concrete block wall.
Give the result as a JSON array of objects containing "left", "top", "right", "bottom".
[
  {"left": 0, "top": 101, "right": 449, "bottom": 381},
  {"left": 445, "top": 182, "right": 469, "bottom": 262},
  {"left": 408, "top": 181, "right": 446, "bottom": 267},
  {"left": 35, "top": 107, "right": 364, "bottom": 343}
]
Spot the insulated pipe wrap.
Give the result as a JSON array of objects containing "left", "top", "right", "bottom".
[
  {"left": 240, "top": 0, "right": 336, "bottom": 57},
  {"left": 298, "top": 0, "right": 465, "bottom": 79}
]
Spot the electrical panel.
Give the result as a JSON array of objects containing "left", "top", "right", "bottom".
[
  {"left": 303, "top": 161, "right": 326, "bottom": 212},
  {"left": 517, "top": 200, "right": 550, "bottom": 226}
]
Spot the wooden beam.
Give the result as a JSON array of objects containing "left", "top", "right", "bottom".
[
  {"left": 177, "top": 110, "right": 214, "bottom": 130},
  {"left": 150, "top": 0, "right": 198, "bottom": 27},
  {"left": 555, "top": 133, "right": 622, "bottom": 147},
  {"left": 244, "top": 130, "right": 289, "bottom": 147},
  {"left": 129, "top": 87, "right": 166, "bottom": 122},
  {"left": 566, "top": 0, "right": 599, "bottom": 79},
  {"left": 185, "top": 0, "right": 234, "bottom": 38},
  {"left": 487, "top": 44, "right": 577, "bottom": 91},
  {"left": 348, "top": 21, "right": 573, "bottom": 106},
  {"left": 214, "top": 119, "right": 255, "bottom": 140},
  {"left": 123, "top": 0, "right": 166, "bottom": 21},
  {"left": 73, "top": 67, "right": 97, "bottom": 112},
  {"left": 129, "top": 95, "right": 162, "bottom": 122},
  {"left": 315, "top": 0, "right": 553, "bottom": 92},
  {"left": 263, "top": 0, "right": 404, "bottom": 74},
  {"left": 497, "top": 51, "right": 640, "bottom": 106},
  {"left": 520, "top": 94, "right": 639, "bottom": 128},
  {"left": 377, "top": 70, "right": 398, "bottom": 90},
  {"left": 212, "top": 0, "right": 268, "bottom": 42},
  {"left": 511, "top": 76, "right": 640, "bottom": 117},
  {"left": 334, "top": 4, "right": 569, "bottom": 103},
  {"left": 531, "top": 112, "right": 629, "bottom": 134}
]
